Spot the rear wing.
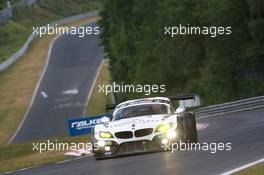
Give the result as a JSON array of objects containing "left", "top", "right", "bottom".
[
  {"left": 169, "top": 93, "right": 201, "bottom": 108},
  {"left": 168, "top": 93, "right": 196, "bottom": 101}
]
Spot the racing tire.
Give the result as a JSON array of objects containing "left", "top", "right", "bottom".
[
  {"left": 91, "top": 127, "right": 102, "bottom": 158},
  {"left": 177, "top": 112, "right": 198, "bottom": 143}
]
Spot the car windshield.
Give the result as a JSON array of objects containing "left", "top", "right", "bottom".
[{"left": 114, "top": 104, "right": 169, "bottom": 120}]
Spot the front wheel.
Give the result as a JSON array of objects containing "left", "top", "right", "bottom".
[{"left": 177, "top": 112, "right": 198, "bottom": 143}]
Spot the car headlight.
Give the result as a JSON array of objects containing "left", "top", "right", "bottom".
[
  {"left": 155, "top": 123, "right": 173, "bottom": 132},
  {"left": 100, "top": 131, "right": 113, "bottom": 138},
  {"left": 97, "top": 140, "right": 106, "bottom": 147},
  {"left": 166, "top": 130, "right": 177, "bottom": 138}
]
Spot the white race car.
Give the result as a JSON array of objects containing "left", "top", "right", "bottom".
[{"left": 91, "top": 95, "right": 198, "bottom": 159}]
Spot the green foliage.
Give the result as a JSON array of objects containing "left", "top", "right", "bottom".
[
  {"left": 0, "top": 0, "right": 102, "bottom": 62},
  {"left": 100, "top": 0, "right": 264, "bottom": 105}
]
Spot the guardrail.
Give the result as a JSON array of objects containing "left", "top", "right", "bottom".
[
  {"left": 15, "top": 0, "right": 38, "bottom": 7},
  {"left": 0, "top": 11, "right": 98, "bottom": 72},
  {"left": 194, "top": 95, "right": 264, "bottom": 118},
  {"left": 0, "top": 0, "right": 38, "bottom": 25},
  {"left": 0, "top": 7, "right": 12, "bottom": 24}
]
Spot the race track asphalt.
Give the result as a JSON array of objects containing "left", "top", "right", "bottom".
[
  {"left": 11, "top": 23, "right": 103, "bottom": 143},
  {"left": 6, "top": 108, "right": 264, "bottom": 175}
]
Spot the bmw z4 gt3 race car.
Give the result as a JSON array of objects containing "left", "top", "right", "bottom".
[{"left": 91, "top": 95, "right": 198, "bottom": 159}]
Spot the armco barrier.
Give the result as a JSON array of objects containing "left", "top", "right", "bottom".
[
  {"left": 16, "top": 0, "right": 38, "bottom": 7},
  {"left": 194, "top": 96, "right": 264, "bottom": 118},
  {"left": 0, "top": 0, "right": 38, "bottom": 25},
  {"left": 0, "top": 7, "right": 12, "bottom": 24},
  {"left": 0, "top": 11, "right": 98, "bottom": 72}
]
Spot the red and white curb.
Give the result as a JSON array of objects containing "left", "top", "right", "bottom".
[
  {"left": 196, "top": 123, "right": 210, "bottom": 131},
  {"left": 64, "top": 148, "right": 93, "bottom": 157}
]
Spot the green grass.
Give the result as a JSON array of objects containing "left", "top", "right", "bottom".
[
  {"left": 0, "top": 135, "right": 90, "bottom": 173},
  {"left": 236, "top": 163, "right": 264, "bottom": 175},
  {"left": 0, "top": 0, "right": 102, "bottom": 63},
  {"left": 0, "top": 1, "right": 7, "bottom": 9},
  {"left": 0, "top": 1, "right": 105, "bottom": 172},
  {"left": 85, "top": 61, "right": 113, "bottom": 116},
  {"left": 0, "top": 30, "right": 111, "bottom": 173},
  {"left": 0, "top": 58, "right": 111, "bottom": 174},
  {"left": 0, "top": 15, "right": 100, "bottom": 144}
]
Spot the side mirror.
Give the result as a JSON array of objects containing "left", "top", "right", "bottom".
[
  {"left": 100, "top": 116, "right": 111, "bottom": 123},
  {"left": 174, "top": 106, "right": 185, "bottom": 113}
]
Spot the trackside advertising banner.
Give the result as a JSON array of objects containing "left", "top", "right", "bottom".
[{"left": 68, "top": 114, "right": 112, "bottom": 136}]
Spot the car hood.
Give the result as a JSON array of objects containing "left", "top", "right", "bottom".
[{"left": 95, "top": 114, "right": 168, "bottom": 133}]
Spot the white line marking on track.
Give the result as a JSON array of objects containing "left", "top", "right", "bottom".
[
  {"left": 1, "top": 166, "right": 40, "bottom": 175},
  {"left": 2, "top": 155, "right": 92, "bottom": 174},
  {"left": 41, "top": 91, "right": 48, "bottom": 98},
  {"left": 219, "top": 157, "right": 264, "bottom": 175},
  {"left": 62, "top": 89, "right": 79, "bottom": 95},
  {"left": 56, "top": 159, "right": 71, "bottom": 164},
  {"left": 55, "top": 97, "right": 70, "bottom": 102},
  {"left": 83, "top": 59, "right": 105, "bottom": 115},
  {"left": 8, "top": 34, "right": 61, "bottom": 144}
]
